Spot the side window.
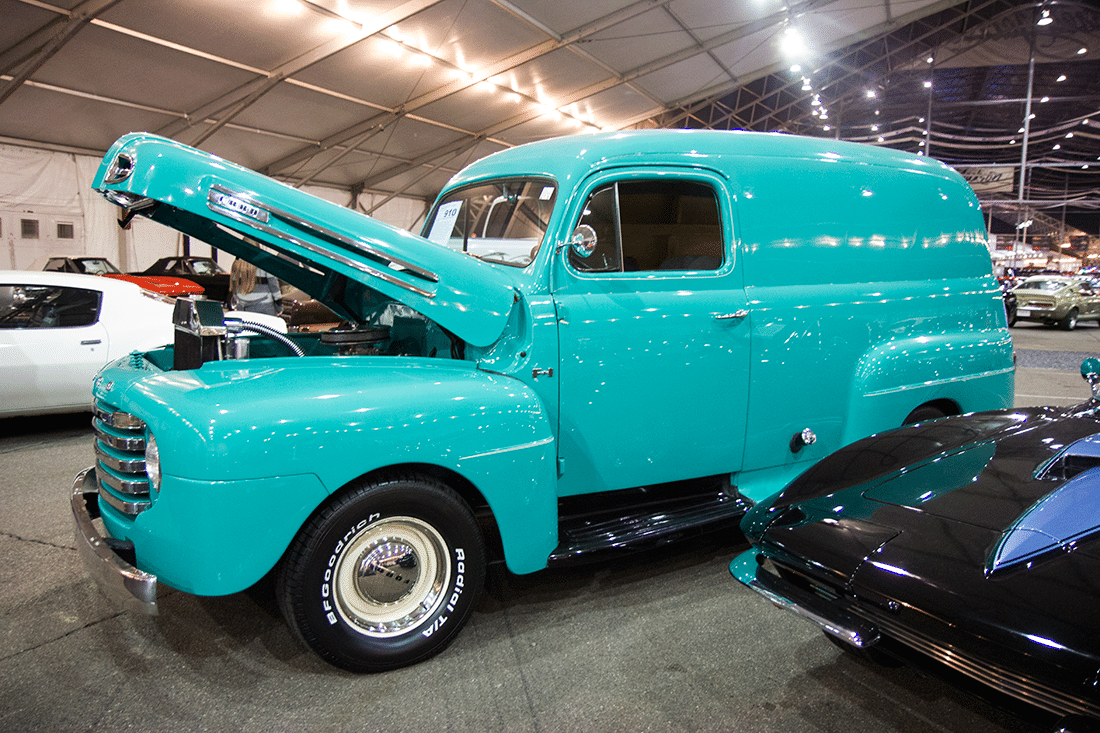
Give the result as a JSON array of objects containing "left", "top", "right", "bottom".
[
  {"left": 0, "top": 285, "right": 101, "bottom": 329},
  {"left": 569, "top": 179, "right": 724, "bottom": 274}
]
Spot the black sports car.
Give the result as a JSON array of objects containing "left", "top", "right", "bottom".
[{"left": 733, "top": 358, "right": 1100, "bottom": 730}]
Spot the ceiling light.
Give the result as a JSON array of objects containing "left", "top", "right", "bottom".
[
  {"left": 1041, "top": 96, "right": 1050, "bottom": 103},
  {"left": 1053, "top": 143, "right": 1061, "bottom": 150},
  {"left": 878, "top": 136, "right": 885, "bottom": 142},
  {"left": 1010, "top": 139, "right": 1016, "bottom": 144},
  {"left": 866, "top": 89, "right": 877, "bottom": 99},
  {"left": 1084, "top": 165, "right": 1090, "bottom": 169},
  {"left": 872, "top": 124, "right": 879, "bottom": 131},
  {"left": 1079, "top": 47, "right": 1088, "bottom": 55},
  {"left": 1057, "top": 74, "right": 1067, "bottom": 82},
  {"left": 823, "top": 125, "right": 831, "bottom": 131},
  {"left": 1029, "top": 113, "right": 1036, "bottom": 119},
  {"left": 926, "top": 56, "right": 934, "bottom": 64},
  {"left": 781, "top": 26, "right": 808, "bottom": 58},
  {"left": 875, "top": 110, "right": 880, "bottom": 116},
  {"left": 802, "top": 80, "right": 812, "bottom": 91},
  {"left": 1067, "top": 132, "right": 1074, "bottom": 138},
  {"left": 790, "top": 64, "right": 802, "bottom": 73},
  {"left": 1018, "top": 127, "right": 1025, "bottom": 133},
  {"left": 820, "top": 113, "right": 828, "bottom": 119},
  {"left": 1037, "top": 9, "right": 1052, "bottom": 26},
  {"left": 919, "top": 117, "right": 925, "bottom": 123}
]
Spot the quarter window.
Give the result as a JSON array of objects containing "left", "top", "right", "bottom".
[{"left": 570, "top": 180, "right": 724, "bottom": 273}]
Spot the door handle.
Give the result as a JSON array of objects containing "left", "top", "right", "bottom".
[
  {"left": 714, "top": 310, "right": 749, "bottom": 320},
  {"left": 80, "top": 339, "right": 102, "bottom": 345}
]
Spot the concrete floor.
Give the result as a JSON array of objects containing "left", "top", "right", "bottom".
[{"left": 1, "top": 324, "right": 1096, "bottom": 733}]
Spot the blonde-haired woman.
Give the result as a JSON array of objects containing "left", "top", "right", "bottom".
[{"left": 230, "top": 258, "right": 281, "bottom": 315}]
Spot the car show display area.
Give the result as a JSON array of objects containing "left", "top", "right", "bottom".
[{"left": 0, "top": 322, "right": 1091, "bottom": 733}]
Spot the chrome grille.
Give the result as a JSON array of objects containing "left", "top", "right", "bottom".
[
  {"left": 856, "top": 607, "right": 1100, "bottom": 719},
  {"left": 92, "top": 400, "right": 151, "bottom": 515}
]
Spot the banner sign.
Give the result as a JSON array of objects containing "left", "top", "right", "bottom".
[{"left": 955, "top": 167, "right": 1014, "bottom": 195}]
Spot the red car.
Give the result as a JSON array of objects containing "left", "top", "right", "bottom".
[{"left": 43, "top": 257, "right": 204, "bottom": 297}]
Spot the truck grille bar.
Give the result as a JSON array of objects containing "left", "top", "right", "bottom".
[{"left": 92, "top": 400, "right": 152, "bottom": 515}]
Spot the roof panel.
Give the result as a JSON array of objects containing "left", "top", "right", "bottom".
[
  {"left": 98, "top": 0, "right": 351, "bottom": 70},
  {"left": 28, "top": 23, "right": 258, "bottom": 117}
]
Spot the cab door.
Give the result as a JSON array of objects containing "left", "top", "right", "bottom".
[{"left": 551, "top": 168, "right": 750, "bottom": 497}]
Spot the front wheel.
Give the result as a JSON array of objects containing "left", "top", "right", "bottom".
[
  {"left": 1060, "top": 308, "right": 1079, "bottom": 331},
  {"left": 276, "top": 474, "right": 485, "bottom": 672}
]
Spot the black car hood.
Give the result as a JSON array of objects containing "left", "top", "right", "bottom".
[{"left": 761, "top": 404, "right": 1100, "bottom": 533}]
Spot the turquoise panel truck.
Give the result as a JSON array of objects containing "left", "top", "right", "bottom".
[{"left": 72, "top": 130, "right": 1013, "bottom": 671}]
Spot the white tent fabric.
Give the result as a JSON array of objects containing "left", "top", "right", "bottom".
[{"left": 0, "top": 142, "right": 426, "bottom": 271}]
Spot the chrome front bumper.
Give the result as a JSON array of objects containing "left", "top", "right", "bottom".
[
  {"left": 730, "top": 549, "right": 877, "bottom": 648},
  {"left": 70, "top": 467, "right": 158, "bottom": 615}
]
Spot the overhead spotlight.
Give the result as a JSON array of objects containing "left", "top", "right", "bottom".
[
  {"left": 1029, "top": 113, "right": 1036, "bottom": 119},
  {"left": 802, "top": 79, "right": 812, "bottom": 91},
  {"left": 790, "top": 64, "right": 802, "bottom": 73},
  {"left": 1067, "top": 132, "right": 1075, "bottom": 138},
  {"left": 919, "top": 117, "right": 925, "bottom": 123},
  {"left": 820, "top": 113, "right": 828, "bottom": 120},
  {"left": 823, "top": 125, "right": 831, "bottom": 131},
  {"left": 1054, "top": 143, "right": 1061, "bottom": 150},
  {"left": 872, "top": 124, "right": 879, "bottom": 131},
  {"left": 926, "top": 56, "right": 934, "bottom": 64},
  {"left": 923, "top": 80, "right": 932, "bottom": 89},
  {"left": 1010, "top": 139, "right": 1016, "bottom": 144},
  {"left": 866, "top": 89, "right": 877, "bottom": 99},
  {"left": 1079, "top": 47, "right": 1088, "bottom": 55},
  {"left": 1057, "top": 74, "right": 1067, "bottom": 82},
  {"left": 875, "top": 109, "right": 880, "bottom": 116},
  {"left": 878, "top": 136, "right": 885, "bottom": 142},
  {"left": 781, "top": 26, "right": 808, "bottom": 58},
  {"left": 1018, "top": 127, "right": 1025, "bottom": 133},
  {"left": 1041, "top": 96, "right": 1050, "bottom": 103},
  {"left": 1037, "top": 9, "right": 1052, "bottom": 26}
]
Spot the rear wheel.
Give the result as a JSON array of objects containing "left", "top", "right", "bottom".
[
  {"left": 902, "top": 404, "right": 947, "bottom": 425},
  {"left": 276, "top": 474, "right": 485, "bottom": 672}
]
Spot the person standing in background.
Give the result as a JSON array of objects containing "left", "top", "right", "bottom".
[{"left": 230, "top": 258, "right": 281, "bottom": 315}]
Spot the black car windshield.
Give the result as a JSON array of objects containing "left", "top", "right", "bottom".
[
  {"left": 190, "top": 259, "right": 224, "bottom": 275},
  {"left": 422, "top": 179, "right": 557, "bottom": 267}
]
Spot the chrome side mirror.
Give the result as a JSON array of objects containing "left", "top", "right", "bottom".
[
  {"left": 1081, "top": 358, "right": 1100, "bottom": 399},
  {"left": 569, "top": 224, "right": 597, "bottom": 259}
]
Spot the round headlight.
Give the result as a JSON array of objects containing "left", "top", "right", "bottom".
[{"left": 145, "top": 432, "right": 161, "bottom": 492}]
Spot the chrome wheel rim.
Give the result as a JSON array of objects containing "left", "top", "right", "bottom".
[{"left": 333, "top": 516, "right": 450, "bottom": 638}]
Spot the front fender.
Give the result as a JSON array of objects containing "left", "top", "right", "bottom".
[{"left": 103, "top": 356, "right": 558, "bottom": 590}]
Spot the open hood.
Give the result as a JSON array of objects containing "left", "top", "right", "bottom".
[{"left": 92, "top": 133, "right": 517, "bottom": 348}]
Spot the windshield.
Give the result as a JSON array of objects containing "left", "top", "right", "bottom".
[
  {"left": 80, "top": 258, "right": 120, "bottom": 275},
  {"left": 1020, "top": 279, "right": 1069, "bottom": 292},
  {"left": 422, "top": 178, "right": 557, "bottom": 267}
]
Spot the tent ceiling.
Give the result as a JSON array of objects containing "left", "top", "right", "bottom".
[{"left": 1, "top": 0, "right": 1098, "bottom": 235}]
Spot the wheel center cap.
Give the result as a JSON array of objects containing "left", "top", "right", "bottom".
[{"left": 355, "top": 541, "right": 420, "bottom": 604}]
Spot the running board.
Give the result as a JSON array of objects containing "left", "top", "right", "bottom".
[{"left": 547, "top": 476, "right": 753, "bottom": 566}]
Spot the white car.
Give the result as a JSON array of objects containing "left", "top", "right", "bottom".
[{"left": 0, "top": 271, "right": 176, "bottom": 418}]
